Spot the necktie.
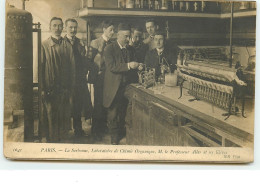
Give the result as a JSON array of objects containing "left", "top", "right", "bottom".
[
  {"left": 158, "top": 51, "right": 163, "bottom": 65},
  {"left": 106, "top": 40, "right": 111, "bottom": 45},
  {"left": 121, "top": 48, "right": 128, "bottom": 62},
  {"left": 70, "top": 37, "right": 75, "bottom": 45},
  {"left": 121, "top": 48, "right": 128, "bottom": 84}
]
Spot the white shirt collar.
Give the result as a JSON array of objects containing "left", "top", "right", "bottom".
[
  {"left": 66, "top": 34, "right": 75, "bottom": 40},
  {"left": 102, "top": 34, "right": 109, "bottom": 42},
  {"left": 51, "top": 35, "right": 62, "bottom": 40},
  {"left": 117, "top": 40, "right": 126, "bottom": 49},
  {"left": 156, "top": 48, "right": 164, "bottom": 54}
]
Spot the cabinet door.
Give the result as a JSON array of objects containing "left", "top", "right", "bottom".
[
  {"left": 131, "top": 97, "right": 153, "bottom": 145},
  {"left": 150, "top": 102, "right": 200, "bottom": 146}
]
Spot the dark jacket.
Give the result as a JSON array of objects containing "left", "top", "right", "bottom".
[
  {"left": 64, "top": 35, "right": 93, "bottom": 119},
  {"left": 144, "top": 47, "right": 177, "bottom": 80},
  {"left": 143, "top": 35, "right": 156, "bottom": 51},
  {"left": 90, "top": 37, "right": 112, "bottom": 71},
  {"left": 103, "top": 41, "right": 137, "bottom": 108},
  {"left": 89, "top": 37, "right": 112, "bottom": 83},
  {"left": 130, "top": 40, "right": 148, "bottom": 63},
  {"left": 64, "top": 35, "right": 88, "bottom": 84}
]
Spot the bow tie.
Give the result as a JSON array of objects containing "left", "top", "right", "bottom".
[
  {"left": 69, "top": 37, "right": 76, "bottom": 45},
  {"left": 158, "top": 51, "right": 163, "bottom": 56},
  {"left": 104, "top": 40, "right": 111, "bottom": 45}
]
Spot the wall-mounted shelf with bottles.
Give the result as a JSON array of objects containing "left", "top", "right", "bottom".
[
  {"left": 78, "top": 7, "right": 221, "bottom": 18},
  {"left": 78, "top": 0, "right": 256, "bottom": 19},
  {"left": 78, "top": 7, "right": 256, "bottom": 19}
]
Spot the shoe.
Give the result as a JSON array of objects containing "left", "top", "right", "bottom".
[
  {"left": 111, "top": 135, "right": 119, "bottom": 145},
  {"left": 93, "top": 133, "right": 103, "bottom": 142},
  {"left": 74, "top": 130, "right": 87, "bottom": 137},
  {"left": 118, "top": 128, "right": 126, "bottom": 141}
]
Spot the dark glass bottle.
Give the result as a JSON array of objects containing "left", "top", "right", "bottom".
[{"left": 143, "top": 0, "right": 149, "bottom": 9}]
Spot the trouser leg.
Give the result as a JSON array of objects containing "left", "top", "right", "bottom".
[
  {"left": 72, "top": 86, "right": 83, "bottom": 135},
  {"left": 58, "top": 92, "right": 71, "bottom": 141},
  {"left": 117, "top": 96, "right": 128, "bottom": 138},
  {"left": 107, "top": 85, "right": 127, "bottom": 144},
  {"left": 92, "top": 75, "right": 107, "bottom": 137},
  {"left": 107, "top": 102, "right": 120, "bottom": 144}
]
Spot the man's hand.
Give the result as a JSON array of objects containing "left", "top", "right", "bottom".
[
  {"left": 138, "top": 63, "right": 144, "bottom": 71},
  {"left": 129, "top": 61, "right": 139, "bottom": 69}
]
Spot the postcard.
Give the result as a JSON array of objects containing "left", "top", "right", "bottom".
[{"left": 3, "top": 0, "right": 256, "bottom": 163}]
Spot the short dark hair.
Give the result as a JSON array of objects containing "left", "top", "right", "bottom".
[
  {"left": 154, "top": 30, "right": 166, "bottom": 38},
  {"left": 118, "top": 23, "right": 131, "bottom": 31},
  {"left": 145, "top": 18, "right": 156, "bottom": 25},
  {"left": 133, "top": 26, "right": 143, "bottom": 33},
  {"left": 50, "top": 17, "right": 63, "bottom": 26},
  {"left": 65, "top": 18, "right": 78, "bottom": 27},
  {"left": 101, "top": 20, "right": 114, "bottom": 29}
]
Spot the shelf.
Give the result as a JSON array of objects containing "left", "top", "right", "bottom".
[
  {"left": 221, "top": 10, "right": 256, "bottom": 18},
  {"left": 78, "top": 8, "right": 220, "bottom": 18},
  {"left": 78, "top": 8, "right": 256, "bottom": 19}
]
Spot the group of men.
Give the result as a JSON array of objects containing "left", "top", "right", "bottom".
[{"left": 40, "top": 17, "right": 177, "bottom": 145}]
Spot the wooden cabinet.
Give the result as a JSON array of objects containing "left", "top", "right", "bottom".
[{"left": 125, "top": 84, "right": 253, "bottom": 147}]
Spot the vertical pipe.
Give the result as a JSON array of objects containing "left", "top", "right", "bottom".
[
  {"left": 37, "top": 23, "right": 42, "bottom": 139},
  {"left": 21, "top": 0, "right": 28, "bottom": 10},
  {"left": 87, "top": 21, "right": 91, "bottom": 47},
  {"left": 22, "top": 0, "right": 25, "bottom": 10},
  {"left": 81, "top": 0, "right": 85, "bottom": 9},
  {"left": 86, "top": 21, "right": 93, "bottom": 125},
  {"left": 166, "top": 20, "right": 169, "bottom": 39},
  {"left": 229, "top": 1, "right": 234, "bottom": 68}
]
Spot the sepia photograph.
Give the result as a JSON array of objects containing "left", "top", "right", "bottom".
[{"left": 3, "top": 0, "right": 256, "bottom": 162}]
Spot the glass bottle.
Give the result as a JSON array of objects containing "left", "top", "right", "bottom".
[
  {"left": 126, "top": 0, "right": 135, "bottom": 8},
  {"left": 201, "top": 1, "right": 206, "bottom": 12},
  {"left": 179, "top": 1, "right": 185, "bottom": 11},
  {"left": 177, "top": 52, "right": 182, "bottom": 65},
  {"left": 143, "top": 0, "right": 148, "bottom": 9},
  {"left": 135, "top": 0, "right": 140, "bottom": 8},
  {"left": 161, "top": 0, "right": 168, "bottom": 10},
  {"left": 148, "top": 0, "right": 154, "bottom": 10},
  {"left": 185, "top": 1, "right": 190, "bottom": 12},
  {"left": 154, "top": 0, "right": 159, "bottom": 10},
  {"left": 172, "top": 1, "right": 178, "bottom": 11},
  {"left": 194, "top": 1, "right": 199, "bottom": 12}
]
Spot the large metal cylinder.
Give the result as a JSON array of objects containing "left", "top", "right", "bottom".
[{"left": 5, "top": 6, "right": 34, "bottom": 141}]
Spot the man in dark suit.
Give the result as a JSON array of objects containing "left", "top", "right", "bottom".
[
  {"left": 64, "top": 18, "right": 92, "bottom": 137},
  {"left": 90, "top": 21, "right": 115, "bottom": 141},
  {"left": 129, "top": 27, "right": 148, "bottom": 63},
  {"left": 103, "top": 23, "right": 140, "bottom": 145},
  {"left": 144, "top": 30, "right": 177, "bottom": 81}
]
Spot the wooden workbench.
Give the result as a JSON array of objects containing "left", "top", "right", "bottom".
[{"left": 125, "top": 84, "right": 254, "bottom": 147}]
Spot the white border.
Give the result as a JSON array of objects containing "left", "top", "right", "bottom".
[{"left": 0, "top": 3, "right": 259, "bottom": 183}]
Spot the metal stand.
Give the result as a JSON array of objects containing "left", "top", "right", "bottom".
[
  {"left": 33, "top": 22, "right": 42, "bottom": 140},
  {"left": 178, "top": 78, "right": 185, "bottom": 99}
]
